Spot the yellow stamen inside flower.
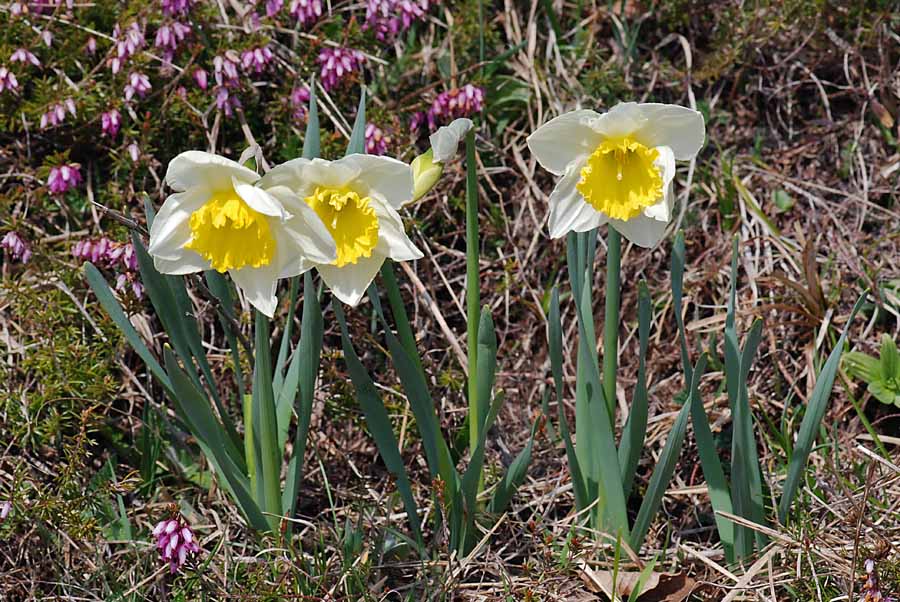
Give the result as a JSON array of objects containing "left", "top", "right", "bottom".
[
  {"left": 576, "top": 136, "right": 663, "bottom": 221},
  {"left": 184, "top": 192, "right": 275, "bottom": 272},
  {"left": 305, "top": 187, "right": 379, "bottom": 267}
]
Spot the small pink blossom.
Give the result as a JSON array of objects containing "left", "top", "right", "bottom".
[
  {"left": 101, "top": 109, "right": 121, "bottom": 137},
  {"left": 289, "top": 0, "right": 322, "bottom": 27},
  {"left": 240, "top": 45, "right": 273, "bottom": 74},
  {"left": 0, "top": 67, "right": 18, "bottom": 93},
  {"left": 365, "top": 122, "right": 389, "bottom": 155},
  {"left": 153, "top": 516, "right": 201, "bottom": 573},
  {"left": 192, "top": 68, "right": 208, "bottom": 90},
  {"left": 213, "top": 52, "right": 241, "bottom": 87},
  {"left": 364, "top": 0, "right": 431, "bottom": 42},
  {"left": 154, "top": 21, "right": 190, "bottom": 61},
  {"left": 47, "top": 163, "right": 82, "bottom": 195},
  {"left": 289, "top": 85, "right": 310, "bottom": 120},
  {"left": 2, "top": 232, "right": 32, "bottom": 263},
  {"left": 161, "top": 0, "right": 193, "bottom": 16},
  {"left": 110, "top": 22, "right": 145, "bottom": 74},
  {"left": 215, "top": 87, "right": 240, "bottom": 116},
  {"left": 40, "top": 29, "right": 52, "bottom": 47},
  {"left": 0, "top": 501, "right": 10, "bottom": 520},
  {"left": 317, "top": 47, "right": 365, "bottom": 92},
  {"left": 124, "top": 72, "right": 152, "bottom": 101},
  {"left": 40, "top": 100, "right": 75, "bottom": 129},
  {"left": 127, "top": 141, "right": 140, "bottom": 162},
  {"left": 86, "top": 36, "right": 97, "bottom": 54},
  {"left": 427, "top": 84, "right": 484, "bottom": 129},
  {"left": 265, "top": 0, "right": 282, "bottom": 16},
  {"left": 10, "top": 48, "right": 40, "bottom": 67}
]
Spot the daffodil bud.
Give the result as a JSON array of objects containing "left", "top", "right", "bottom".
[{"left": 411, "top": 148, "right": 443, "bottom": 201}]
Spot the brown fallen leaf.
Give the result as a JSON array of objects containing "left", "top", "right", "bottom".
[{"left": 579, "top": 561, "right": 696, "bottom": 602}]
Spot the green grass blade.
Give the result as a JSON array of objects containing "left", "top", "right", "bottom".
[
  {"left": 252, "top": 311, "right": 283, "bottom": 532},
  {"left": 334, "top": 303, "right": 423, "bottom": 549},
  {"left": 301, "top": 83, "right": 320, "bottom": 160},
  {"left": 671, "top": 231, "right": 692, "bottom": 383},
  {"left": 283, "top": 272, "right": 323, "bottom": 520},
  {"left": 619, "top": 280, "right": 651, "bottom": 497},
  {"left": 369, "top": 283, "right": 457, "bottom": 487},
  {"left": 273, "top": 275, "right": 300, "bottom": 396},
  {"left": 84, "top": 263, "right": 172, "bottom": 395},
  {"left": 630, "top": 354, "right": 708, "bottom": 551},
  {"left": 778, "top": 293, "right": 867, "bottom": 524},
  {"left": 487, "top": 418, "right": 538, "bottom": 514},
  {"left": 474, "top": 307, "right": 497, "bottom": 433},
  {"left": 163, "top": 347, "right": 268, "bottom": 530},
  {"left": 737, "top": 319, "right": 767, "bottom": 550},
  {"left": 380, "top": 261, "right": 424, "bottom": 377},
  {"left": 465, "top": 129, "right": 482, "bottom": 457},
  {"left": 549, "top": 286, "right": 588, "bottom": 510},
  {"left": 345, "top": 89, "right": 367, "bottom": 155}
]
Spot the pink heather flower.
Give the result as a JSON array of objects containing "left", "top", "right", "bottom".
[
  {"left": 265, "top": 0, "right": 282, "bottom": 16},
  {"left": 73, "top": 238, "right": 138, "bottom": 275},
  {"left": 240, "top": 45, "right": 274, "bottom": 74},
  {"left": 110, "top": 22, "right": 145, "bottom": 74},
  {"left": 101, "top": 109, "right": 121, "bottom": 137},
  {"left": 47, "top": 163, "right": 82, "bottom": 195},
  {"left": 10, "top": 48, "right": 40, "bottom": 67},
  {"left": 39, "top": 100, "right": 75, "bottom": 129},
  {"left": 0, "top": 67, "right": 18, "bottom": 94},
  {"left": 127, "top": 141, "right": 140, "bottom": 162},
  {"left": 161, "top": 0, "right": 193, "bottom": 16},
  {"left": 427, "top": 84, "right": 484, "bottom": 129},
  {"left": 214, "top": 87, "right": 240, "bottom": 116},
  {"left": 9, "top": 2, "right": 24, "bottom": 15},
  {"left": 409, "top": 111, "right": 425, "bottom": 133},
  {"left": 86, "top": 36, "right": 97, "bottom": 54},
  {"left": 153, "top": 516, "right": 201, "bottom": 573},
  {"left": 364, "top": 122, "right": 389, "bottom": 155},
  {"left": 289, "top": 0, "right": 322, "bottom": 27},
  {"left": 124, "top": 72, "right": 152, "bottom": 101},
  {"left": 289, "top": 85, "right": 310, "bottom": 120},
  {"left": 213, "top": 52, "right": 241, "bottom": 87},
  {"left": 0, "top": 501, "right": 10, "bottom": 520},
  {"left": 317, "top": 47, "right": 365, "bottom": 92},
  {"left": 40, "top": 29, "right": 52, "bottom": 47},
  {"left": 363, "top": 0, "right": 431, "bottom": 42},
  {"left": 154, "top": 21, "right": 190, "bottom": 61},
  {"left": 192, "top": 68, "right": 208, "bottom": 90},
  {"left": 2, "top": 232, "right": 32, "bottom": 263}
]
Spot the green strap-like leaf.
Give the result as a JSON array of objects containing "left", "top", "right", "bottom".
[
  {"left": 334, "top": 303, "right": 423, "bottom": 549},
  {"left": 619, "top": 281, "right": 651, "bottom": 497},
  {"left": 487, "top": 418, "right": 538, "bottom": 514},
  {"left": 283, "top": 272, "right": 323, "bottom": 520},
  {"left": 630, "top": 354, "right": 708, "bottom": 551},
  {"left": 84, "top": 263, "right": 173, "bottom": 395},
  {"left": 345, "top": 89, "right": 367, "bottom": 155},
  {"left": 302, "top": 83, "right": 320, "bottom": 160},
  {"left": 251, "top": 311, "right": 283, "bottom": 532},
  {"left": 778, "top": 293, "right": 867, "bottom": 523}
]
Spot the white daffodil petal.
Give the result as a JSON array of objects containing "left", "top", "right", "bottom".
[
  {"left": 265, "top": 185, "right": 337, "bottom": 265},
  {"left": 165, "top": 150, "right": 258, "bottom": 192},
  {"left": 526, "top": 109, "right": 604, "bottom": 175},
  {"left": 592, "top": 102, "right": 649, "bottom": 139},
  {"left": 230, "top": 262, "right": 280, "bottom": 317},
  {"left": 153, "top": 252, "right": 210, "bottom": 275},
  {"left": 233, "top": 177, "right": 288, "bottom": 219},
  {"left": 148, "top": 189, "right": 206, "bottom": 261},
  {"left": 642, "top": 146, "right": 676, "bottom": 222},
  {"left": 317, "top": 255, "right": 385, "bottom": 307},
  {"left": 546, "top": 164, "right": 607, "bottom": 239},
  {"left": 280, "top": 257, "right": 315, "bottom": 280},
  {"left": 630, "top": 103, "right": 706, "bottom": 161},
  {"left": 430, "top": 118, "right": 473, "bottom": 163},
  {"left": 374, "top": 202, "right": 423, "bottom": 262},
  {"left": 260, "top": 157, "right": 355, "bottom": 196},
  {"left": 610, "top": 212, "right": 669, "bottom": 249},
  {"left": 337, "top": 154, "right": 414, "bottom": 208}
]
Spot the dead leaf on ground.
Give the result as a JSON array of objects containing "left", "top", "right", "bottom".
[{"left": 579, "top": 561, "right": 696, "bottom": 602}]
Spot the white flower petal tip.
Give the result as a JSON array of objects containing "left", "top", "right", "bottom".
[
  {"left": 429, "top": 118, "right": 474, "bottom": 163},
  {"left": 258, "top": 156, "right": 419, "bottom": 306}
]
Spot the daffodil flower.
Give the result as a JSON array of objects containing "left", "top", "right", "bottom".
[
  {"left": 527, "top": 102, "right": 705, "bottom": 247},
  {"left": 259, "top": 154, "right": 422, "bottom": 306},
  {"left": 411, "top": 118, "right": 474, "bottom": 201},
  {"left": 148, "top": 151, "right": 337, "bottom": 317}
]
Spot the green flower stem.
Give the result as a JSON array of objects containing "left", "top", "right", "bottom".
[
  {"left": 603, "top": 227, "right": 622, "bottom": 421},
  {"left": 465, "top": 129, "right": 483, "bottom": 459},
  {"left": 380, "top": 261, "right": 424, "bottom": 377},
  {"left": 254, "top": 310, "right": 282, "bottom": 532}
]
